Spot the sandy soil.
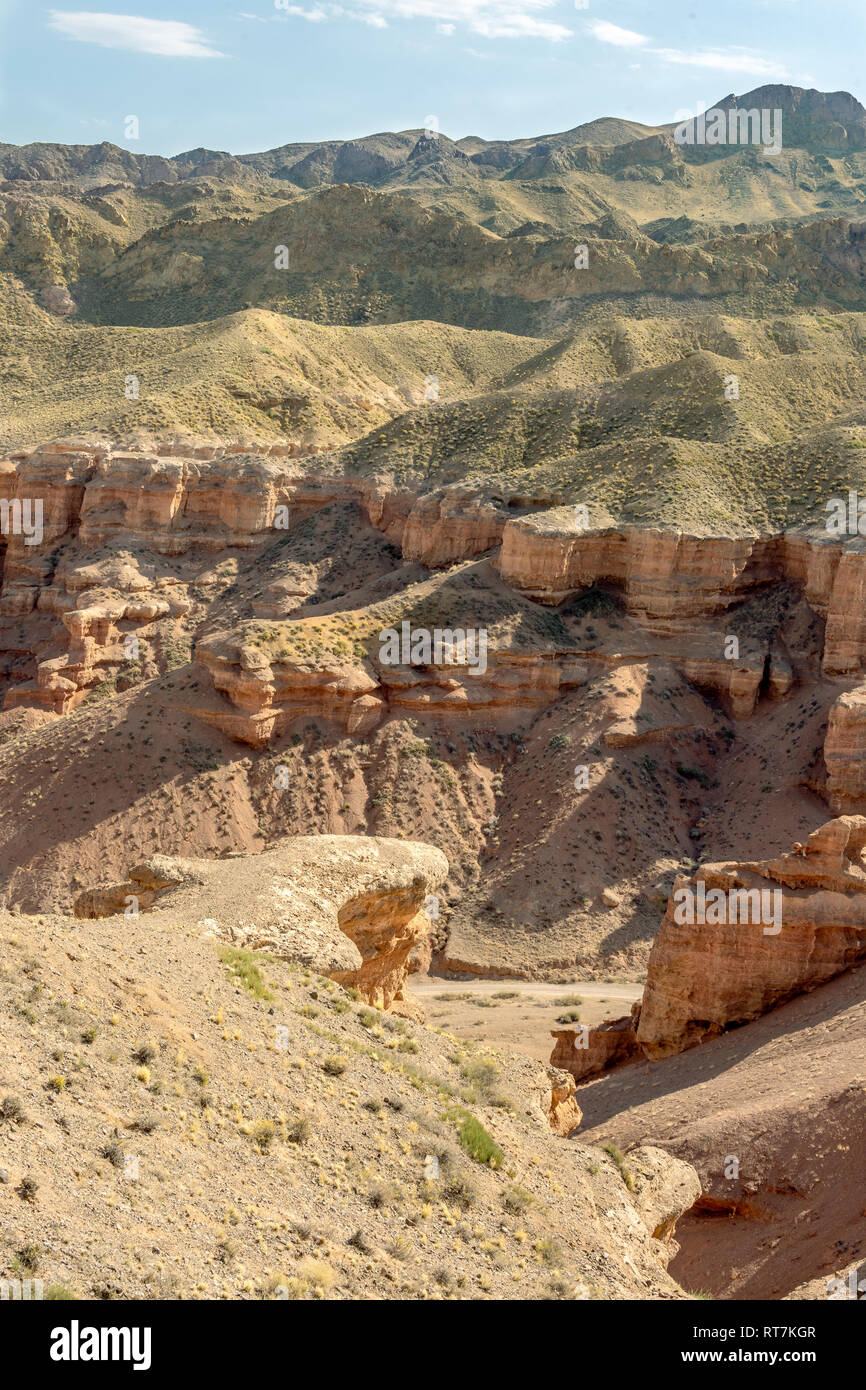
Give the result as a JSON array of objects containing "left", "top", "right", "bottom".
[
  {"left": 0, "top": 909, "right": 686, "bottom": 1302},
  {"left": 412, "top": 977, "right": 642, "bottom": 1061}
]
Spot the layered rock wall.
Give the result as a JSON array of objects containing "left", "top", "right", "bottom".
[
  {"left": 635, "top": 817, "right": 866, "bottom": 1058},
  {"left": 553, "top": 818, "right": 866, "bottom": 1075},
  {"left": 6, "top": 442, "right": 866, "bottom": 740}
]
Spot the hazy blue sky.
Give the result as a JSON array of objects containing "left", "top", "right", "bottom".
[{"left": 2, "top": 1, "right": 865, "bottom": 153}]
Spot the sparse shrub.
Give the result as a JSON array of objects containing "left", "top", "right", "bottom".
[
  {"left": 601, "top": 1142, "right": 635, "bottom": 1191},
  {"left": 15, "top": 1243, "right": 41, "bottom": 1272},
  {"left": 502, "top": 1184, "right": 534, "bottom": 1215},
  {"left": 556, "top": 1010, "right": 581, "bottom": 1024},
  {"left": 460, "top": 1058, "right": 501, "bottom": 1097},
  {"left": 0, "top": 1094, "right": 27, "bottom": 1125},
  {"left": 281, "top": 1277, "right": 309, "bottom": 1299},
  {"left": 46, "top": 1075, "right": 66, "bottom": 1093},
  {"left": 443, "top": 1172, "right": 477, "bottom": 1209},
  {"left": 129, "top": 1115, "right": 157, "bottom": 1134},
  {"left": 321, "top": 1056, "right": 347, "bottom": 1076},
  {"left": 252, "top": 1119, "right": 276, "bottom": 1152},
  {"left": 297, "top": 1257, "right": 335, "bottom": 1291},
  {"left": 382, "top": 1013, "right": 407, "bottom": 1034},
  {"left": 219, "top": 946, "right": 274, "bottom": 1001},
  {"left": 458, "top": 1116, "right": 503, "bottom": 1169},
  {"left": 133, "top": 1042, "right": 157, "bottom": 1065},
  {"left": 17, "top": 1176, "right": 39, "bottom": 1204},
  {"left": 676, "top": 763, "right": 709, "bottom": 788},
  {"left": 535, "top": 1237, "right": 564, "bottom": 1266},
  {"left": 286, "top": 1116, "right": 310, "bottom": 1144},
  {"left": 368, "top": 1181, "right": 400, "bottom": 1209},
  {"left": 100, "top": 1141, "right": 125, "bottom": 1169},
  {"left": 460, "top": 1057, "right": 512, "bottom": 1110},
  {"left": 388, "top": 1234, "right": 411, "bottom": 1261}
]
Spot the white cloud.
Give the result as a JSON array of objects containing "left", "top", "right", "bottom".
[
  {"left": 47, "top": 11, "right": 225, "bottom": 57},
  {"left": 471, "top": 12, "right": 571, "bottom": 38},
  {"left": 280, "top": 4, "right": 330, "bottom": 19},
  {"left": 585, "top": 18, "right": 788, "bottom": 80},
  {"left": 274, "top": 0, "right": 573, "bottom": 40},
  {"left": 588, "top": 19, "right": 647, "bottom": 48},
  {"left": 652, "top": 46, "right": 790, "bottom": 78}
]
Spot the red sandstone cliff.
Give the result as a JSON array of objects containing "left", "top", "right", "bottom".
[{"left": 554, "top": 818, "right": 866, "bottom": 1073}]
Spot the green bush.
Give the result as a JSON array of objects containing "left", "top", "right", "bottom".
[{"left": 458, "top": 1116, "right": 503, "bottom": 1168}]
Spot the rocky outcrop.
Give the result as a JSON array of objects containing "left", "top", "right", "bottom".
[
  {"left": 499, "top": 513, "right": 773, "bottom": 613},
  {"left": 0, "top": 443, "right": 556, "bottom": 716},
  {"left": 625, "top": 1147, "right": 702, "bottom": 1261},
  {"left": 635, "top": 817, "right": 866, "bottom": 1057},
  {"left": 546, "top": 1065, "right": 583, "bottom": 1136},
  {"left": 74, "top": 834, "right": 449, "bottom": 1012},
  {"left": 825, "top": 684, "right": 866, "bottom": 811},
  {"left": 553, "top": 817, "right": 866, "bottom": 1075},
  {"left": 190, "top": 624, "right": 590, "bottom": 745},
  {"left": 192, "top": 635, "right": 385, "bottom": 745},
  {"left": 550, "top": 1011, "right": 640, "bottom": 1084}
]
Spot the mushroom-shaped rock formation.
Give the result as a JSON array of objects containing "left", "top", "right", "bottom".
[{"left": 75, "top": 834, "right": 449, "bottom": 1013}]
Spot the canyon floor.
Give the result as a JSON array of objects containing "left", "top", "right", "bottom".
[{"left": 412, "top": 979, "right": 643, "bottom": 1062}]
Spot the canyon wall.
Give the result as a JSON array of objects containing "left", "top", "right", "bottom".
[
  {"left": 554, "top": 818, "right": 866, "bottom": 1074},
  {"left": 636, "top": 816, "right": 866, "bottom": 1057},
  {"left": 825, "top": 685, "right": 866, "bottom": 812},
  {"left": 5, "top": 442, "right": 866, "bottom": 745},
  {"left": 499, "top": 511, "right": 863, "bottom": 676}
]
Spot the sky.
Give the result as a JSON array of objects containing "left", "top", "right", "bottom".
[{"left": 1, "top": 1, "right": 866, "bottom": 154}]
